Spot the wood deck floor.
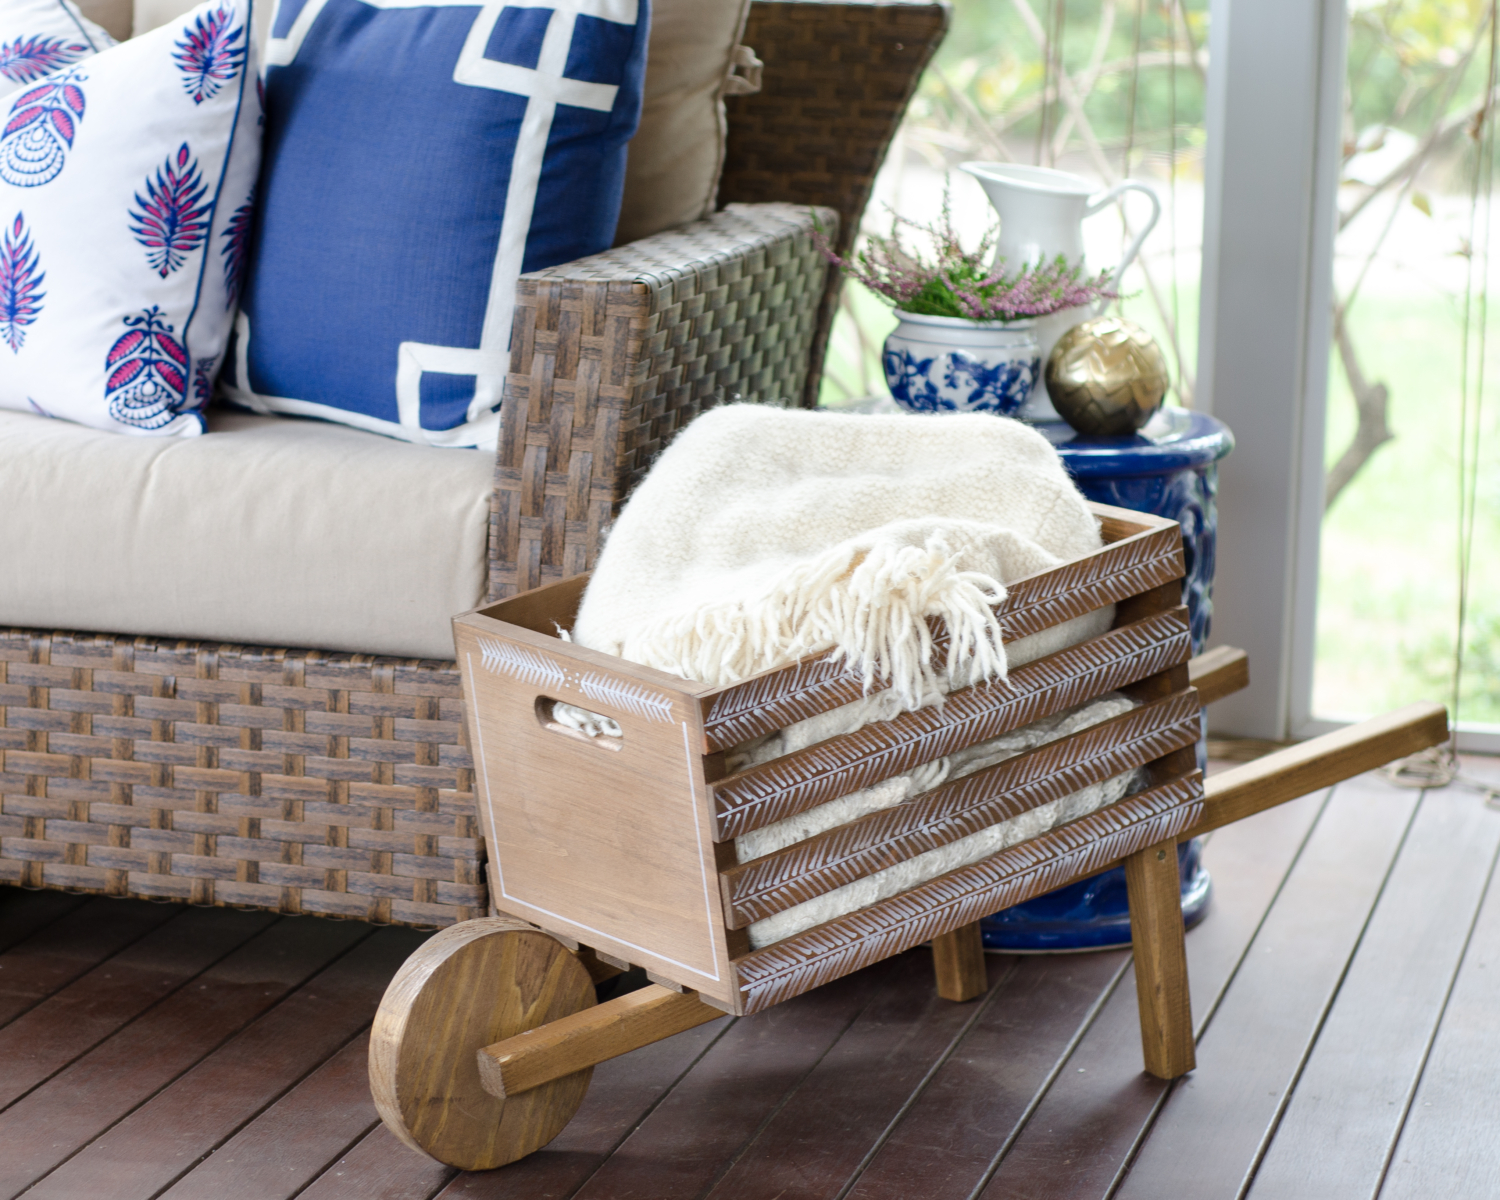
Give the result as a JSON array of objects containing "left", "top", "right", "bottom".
[{"left": 2, "top": 757, "right": 1498, "bottom": 1200}]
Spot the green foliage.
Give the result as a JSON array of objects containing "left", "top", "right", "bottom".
[
  {"left": 1397, "top": 613, "right": 1500, "bottom": 724},
  {"left": 1346, "top": 0, "right": 1493, "bottom": 184}
]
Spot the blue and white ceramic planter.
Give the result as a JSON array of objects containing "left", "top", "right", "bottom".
[
  {"left": 882, "top": 312, "right": 1040, "bottom": 416},
  {"left": 979, "top": 409, "right": 1237, "bottom": 953}
]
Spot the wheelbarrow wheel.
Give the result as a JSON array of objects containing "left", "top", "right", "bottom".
[{"left": 370, "top": 916, "right": 596, "bottom": 1170}]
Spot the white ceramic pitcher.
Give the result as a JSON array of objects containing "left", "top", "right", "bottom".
[{"left": 959, "top": 162, "right": 1161, "bottom": 420}]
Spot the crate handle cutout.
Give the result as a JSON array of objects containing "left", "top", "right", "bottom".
[{"left": 534, "top": 697, "right": 625, "bottom": 751}]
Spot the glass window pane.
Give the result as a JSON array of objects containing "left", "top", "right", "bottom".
[{"left": 1313, "top": 2, "right": 1498, "bottom": 731}]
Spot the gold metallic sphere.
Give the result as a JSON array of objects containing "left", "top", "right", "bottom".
[{"left": 1044, "top": 316, "right": 1169, "bottom": 437}]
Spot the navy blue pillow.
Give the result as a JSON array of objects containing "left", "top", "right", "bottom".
[{"left": 224, "top": 0, "right": 648, "bottom": 447}]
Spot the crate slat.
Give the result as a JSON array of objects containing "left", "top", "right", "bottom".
[
  {"left": 710, "top": 607, "right": 1192, "bottom": 842},
  {"left": 731, "top": 773, "right": 1205, "bottom": 1013},
  {"left": 698, "top": 515, "right": 1184, "bottom": 752},
  {"left": 720, "top": 688, "right": 1202, "bottom": 929}
]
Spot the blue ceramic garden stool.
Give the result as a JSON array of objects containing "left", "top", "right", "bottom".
[{"left": 980, "top": 408, "right": 1235, "bottom": 952}]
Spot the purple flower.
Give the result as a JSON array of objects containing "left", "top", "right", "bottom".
[{"left": 814, "top": 183, "right": 1119, "bottom": 322}]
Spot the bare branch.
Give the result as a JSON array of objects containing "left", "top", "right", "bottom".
[
  {"left": 1319, "top": 7, "right": 1494, "bottom": 503},
  {"left": 1171, "top": 0, "right": 1208, "bottom": 87},
  {"left": 1008, "top": 0, "right": 1196, "bottom": 402},
  {"left": 931, "top": 65, "right": 1015, "bottom": 162},
  {"left": 1052, "top": 0, "right": 1117, "bottom": 158},
  {"left": 1325, "top": 310, "right": 1395, "bottom": 510},
  {"left": 919, "top": 50, "right": 1205, "bottom": 148},
  {"left": 1339, "top": 16, "right": 1494, "bottom": 231}
]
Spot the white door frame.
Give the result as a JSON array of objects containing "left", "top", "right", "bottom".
[{"left": 1196, "top": 0, "right": 1346, "bottom": 742}]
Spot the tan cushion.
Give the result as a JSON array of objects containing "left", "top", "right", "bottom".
[
  {"left": 616, "top": 0, "right": 756, "bottom": 244},
  {"left": 75, "top": 0, "right": 131, "bottom": 41},
  {"left": 0, "top": 410, "right": 492, "bottom": 660}
]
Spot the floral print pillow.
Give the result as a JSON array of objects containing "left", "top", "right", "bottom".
[{"left": 0, "top": 0, "right": 259, "bottom": 436}]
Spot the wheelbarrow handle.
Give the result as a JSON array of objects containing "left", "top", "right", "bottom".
[
  {"left": 1181, "top": 702, "right": 1449, "bottom": 841},
  {"left": 478, "top": 985, "right": 721, "bottom": 1099}
]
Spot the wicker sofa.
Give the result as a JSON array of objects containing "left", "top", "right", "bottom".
[{"left": 0, "top": 1, "right": 950, "bottom": 927}]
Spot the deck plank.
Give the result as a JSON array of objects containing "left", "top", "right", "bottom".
[
  {"left": 0, "top": 914, "right": 372, "bottom": 1199},
  {"left": 296, "top": 1124, "right": 456, "bottom": 1200},
  {"left": 842, "top": 951, "right": 1130, "bottom": 1200},
  {"left": 21, "top": 925, "right": 427, "bottom": 1200},
  {"left": 974, "top": 786, "right": 1330, "bottom": 1199},
  {"left": 567, "top": 958, "right": 897, "bottom": 1200},
  {"left": 0, "top": 887, "right": 91, "bottom": 954},
  {"left": 1245, "top": 784, "right": 1500, "bottom": 1198},
  {"left": 156, "top": 1033, "right": 385, "bottom": 1200},
  {"left": 1377, "top": 758, "right": 1500, "bottom": 1200},
  {"left": 1111, "top": 773, "right": 1420, "bottom": 1200},
  {"left": 0, "top": 906, "right": 277, "bottom": 1111},
  {"left": 705, "top": 946, "right": 1003, "bottom": 1200},
  {"left": 0, "top": 896, "right": 179, "bottom": 1029},
  {"left": 435, "top": 1017, "right": 731, "bottom": 1200}
]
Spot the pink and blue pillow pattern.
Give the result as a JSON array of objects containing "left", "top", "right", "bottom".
[
  {"left": 0, "top": 0, "right": 115, "bottom": 100},
  {"left": 222, "top": 0, "right": 650, "bottom": 448},
  {"left": 0, "top": 0, "right": 260, "bottom": 436}
]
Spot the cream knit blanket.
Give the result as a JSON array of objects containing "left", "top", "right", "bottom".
[
  {"left": 556, "top": 404, "right": 1129, "bottom": 945},
  {"left": 566, "top": 404, "right": 1109, "bottom": 702}
]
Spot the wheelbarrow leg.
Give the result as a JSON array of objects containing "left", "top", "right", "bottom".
[
  {"left": 931, "top": 921, "right": 987, "bottom": 1001},
  {"left": 1126, "top": 837, "right": 1196, "bottom": 1079}
]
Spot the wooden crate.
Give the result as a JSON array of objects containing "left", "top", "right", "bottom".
[{"left": 452, "top": 503, "right": 1202, "bottom": 1016}]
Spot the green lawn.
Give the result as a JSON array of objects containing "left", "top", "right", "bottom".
[{"left": 1316, "top": 288, "right": 1500, "bottom": 726}]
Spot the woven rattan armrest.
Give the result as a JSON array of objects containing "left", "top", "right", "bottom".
[{"left": 491, "top": 201, "right": 836, "bottom": 601}]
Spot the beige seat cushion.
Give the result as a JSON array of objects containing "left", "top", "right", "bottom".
[{"left": 0, "top": 410, "right": 492, "bottom": 660}]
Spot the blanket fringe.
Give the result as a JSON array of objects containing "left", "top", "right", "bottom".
[{"left": 616, "top": 536, "right": 1010, "bottom": 707}]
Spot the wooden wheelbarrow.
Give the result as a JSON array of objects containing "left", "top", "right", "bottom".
[{"left": 368, "top": 505, "right": 1448, "bottom": 1170}]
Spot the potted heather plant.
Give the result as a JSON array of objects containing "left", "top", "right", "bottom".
[{"left": 820, "top": 193, "right": 1118, "bottom": 416}]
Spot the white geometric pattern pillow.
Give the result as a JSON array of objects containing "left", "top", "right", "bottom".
[
  {"left": 0, "top": 0, "right": 115, "bottom": 101},
  {"left": 0, "top": 0, "right": 259, "bottom": 435}
]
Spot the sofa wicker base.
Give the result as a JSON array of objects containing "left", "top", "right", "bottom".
[{"left": 0, "top": 631, "right": 483, "bottom": 927}]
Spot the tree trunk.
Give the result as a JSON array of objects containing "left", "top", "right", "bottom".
[{"left": 1325, "top": 313, "right": 1395, "bottom": 511}]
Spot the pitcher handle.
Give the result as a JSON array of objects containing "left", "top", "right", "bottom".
[{"left": 1084, "top": 180, "right": 1162, "bottom": 284}]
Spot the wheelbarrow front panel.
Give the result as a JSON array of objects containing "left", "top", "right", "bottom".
[
  {"left": 455, "top": 504, "right": 1200, "bottom": 1016},
  {"left": 453, "top": 625, "right": 738, "bottom": 1004},
  {"left": 710, "top": 605, "right": 1193, "bottom": 842}
]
